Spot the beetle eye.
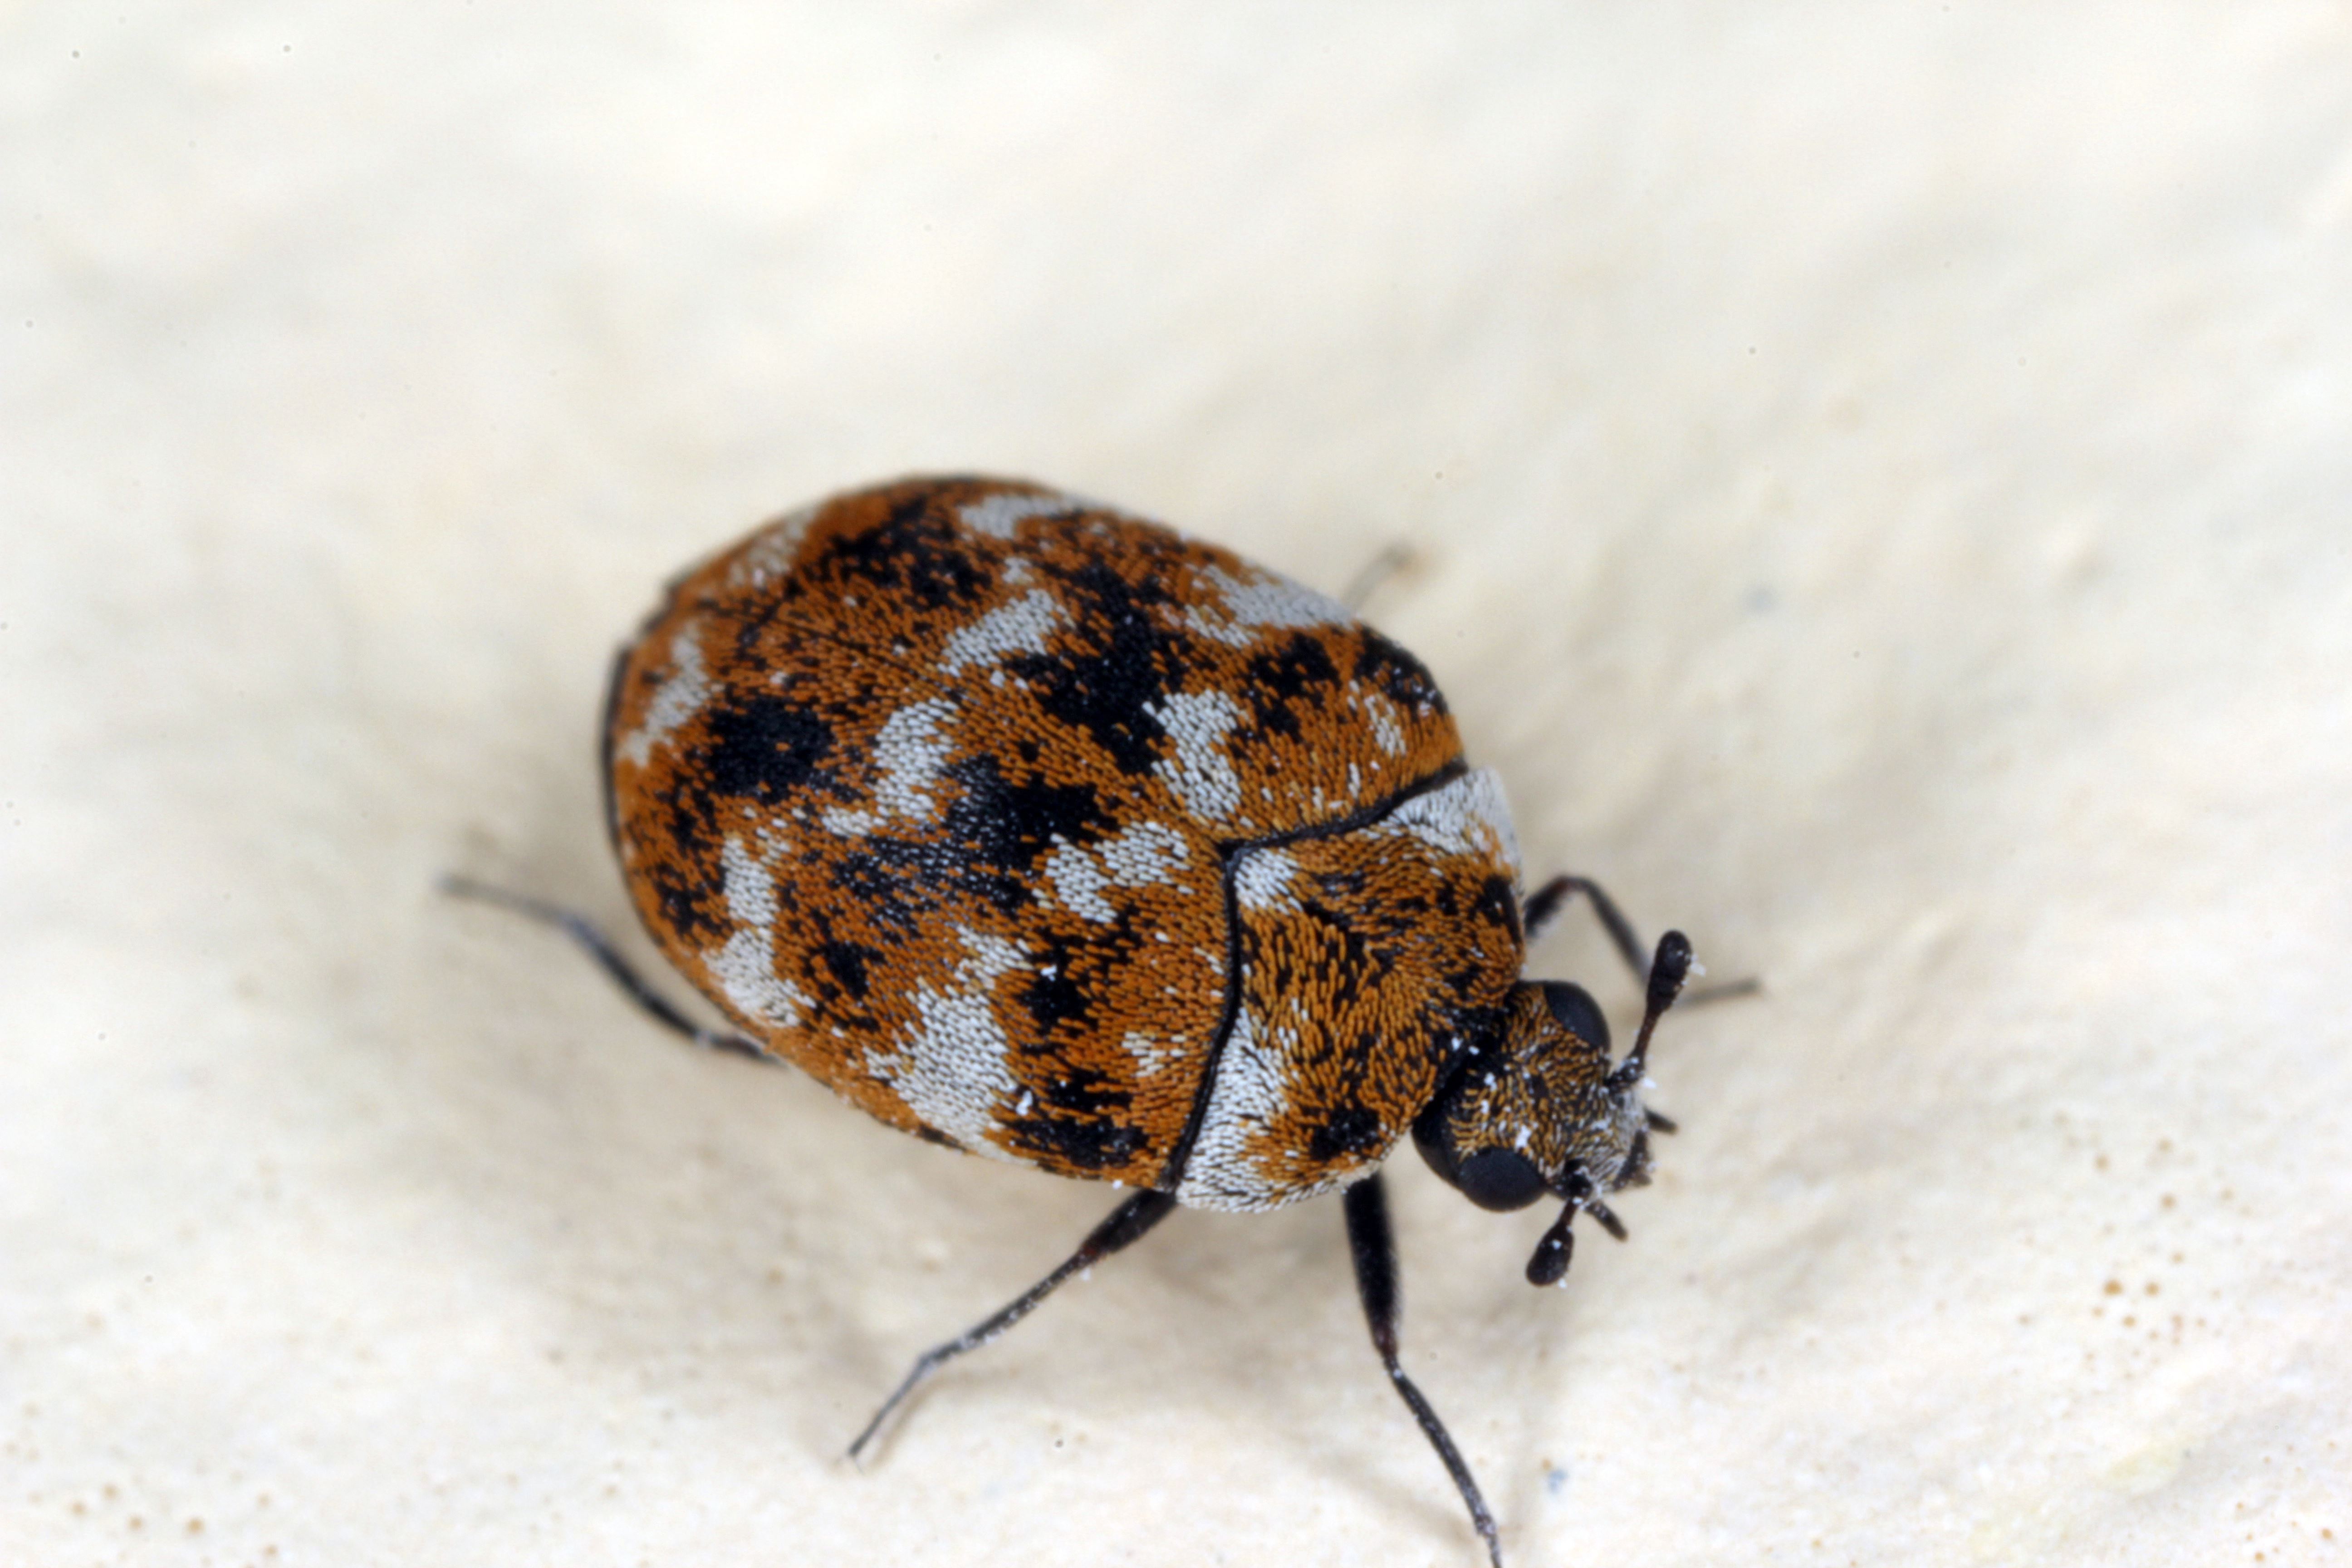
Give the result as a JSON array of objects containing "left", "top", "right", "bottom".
[
  {"left": 1453, "top": 1147, "right": 1547, "bottom": 1212},
  {"left": 1541, "top": 980, "right": 1610, "bottom": 1051}
]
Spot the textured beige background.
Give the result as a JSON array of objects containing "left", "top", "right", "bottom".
[{"left": 5, "top": 5, "right": 2349, "bottom": 1566}]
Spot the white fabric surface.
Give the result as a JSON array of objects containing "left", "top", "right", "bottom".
[{"left": 5, "top": 5, "right": 2347, "bottom": 1564}]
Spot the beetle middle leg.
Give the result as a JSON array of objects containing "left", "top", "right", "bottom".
[
  {"left": 1345, "top": 1172, "right": 1504, "bottom": 1568},
  {"left": 848, "top": 1189, "right": 1178, "bottom": 1463}
]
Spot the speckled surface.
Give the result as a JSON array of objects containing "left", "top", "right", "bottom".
[{"left": 4, "top": 6, "right": 2347, "bottom": 1565}]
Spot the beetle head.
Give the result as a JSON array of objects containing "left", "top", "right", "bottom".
[{"left": 1412, "top": 931, "right": 1693, "bottom": 1286}]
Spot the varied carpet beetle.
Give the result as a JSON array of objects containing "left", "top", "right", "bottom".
[{"left": 451, "top": 474, "right": 1707, "bottom": 1567}]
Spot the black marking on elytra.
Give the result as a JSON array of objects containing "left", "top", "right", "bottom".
[
  {"left": 1007, "top": 560, "right": 1185, "bottom": 776},
  {"left": 1237, "top": 632, "right": 1342, "bottom": 741},
  {"left": 824, "top": 842, "right": 954, "bottom": 936},
  {"left": 818, "top": 938, "right": 878, "bottom": 1002},
  {"left": 701, "top": 696, "right": 836, "bottom": 803},
  {"left": 1352, "top": 628, "right": 1448, "bottom": 715},
  {"left": 1018, "top": 936, "right": 1093, "bottom": 1036},
  {"left": 939, "top": 755, "right": 1114, "bottom": 880},
  {"left": 646, "top": 860, "right": 725, "bottom": 946},
  {"left": 1006, "top": 1106, "right": 1148, "bottom": 1171},
  {"left": 1040, "top": 1066, "right": 1134, "bottom": 1117},
  {"left": 823, "top": 490, "right": 995, "bottom": 609},
  {"left": 650, "top": 772, "right": 715, "bottom": 862},
  {"left": 822, "top": 755, "right": 1112, "bottom": 922}
]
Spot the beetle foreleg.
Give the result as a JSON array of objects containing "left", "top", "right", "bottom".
[
  {"left": 847, "top": 1189, "right": 1178, "bottom": 1465},
  {"left": 1343, "top": 1173, "right": 1504, "bottom": 1568}
]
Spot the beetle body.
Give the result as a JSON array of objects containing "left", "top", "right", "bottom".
[{"left": 604, "top": 475, "right": 1530, "bottom": 1210}]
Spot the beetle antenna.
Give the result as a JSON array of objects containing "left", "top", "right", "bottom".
[
  {"left": 1607, "top": 930, "right": 1692, "bottom": 1093},
  {"left": 1525, "top": 1204, "right": 1576, "bottom": 1286}
]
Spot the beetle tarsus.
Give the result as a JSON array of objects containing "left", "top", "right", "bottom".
[
  {"left": 846, "top": 1189, "right": 1178, "bottom": 1465},
  {"left": 1345, "top": 1174, "right": 1505, "bottom": 1568}
]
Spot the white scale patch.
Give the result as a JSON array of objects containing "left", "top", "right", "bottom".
[
  {"left": 870, "top": 698, "right": 959, "bottom": 823},
  {"left": 1044, "top": 819, "right": 1197, "bottom": 923},
  {"left": 1231, "top": 846, "right": 1300, "bottom": 911},
  {"left": 1182, "top": 565, "right": 1350, "bottom": 647},
  {"left": 1146, "top": 688, "right": 1245, "bottom": 821},
  {"left": 1175, "top": 1005, "right": 1357, "bottom": 1212},
  {"left": 1096, "top": 819, "right": 1189, "bottom": 886},
  {"left": 864, "top": 927, "right": 1030, "bottom": 1157},
  {"left": 617, "top": 620, "right": 711, "bottom": 768},
  {"left": 941, "top": 588, "right": 1064, "bottom": 673},
  {"left": 958, "top": 490, "right": 1086, "bottom": 539},
  {"left": 704, "top": 835, "right": 814, "bottom": 1029},
  {"left": 1046, "top": 837, "right": 1118, "bottom": 924},
  {"left": 1361, "top": 689, "right": 1407, "bottom": 756},
  {"left": 1171, "top": 1007, "right": 1286, "bottom": 1210},
  {"left": 723, "top": 504, "right": 820, "bottom": 591},
  {"left": 1374, "top": 768, "right": 1524, "bottom": 883}
]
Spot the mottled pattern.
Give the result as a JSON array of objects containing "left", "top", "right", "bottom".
[{"left": 605, "top": 475, "right": 1515, "bottom": 1208}]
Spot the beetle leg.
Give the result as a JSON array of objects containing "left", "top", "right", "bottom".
[
  {"left": 441, "top": 875, "right": 770, "bottom": 1064},
  {"left": 1518, "top": 874, "right": 1646, "bottom": 977},
  {"left": 1338, "top": 540, "right": 1416, "bottom": 612},
  {"left": 1519, "top": 874, "right": 1760, "bottom": 1007},
  {"left": 847, "top": 1189, "right": 1178, "bottom": 1464},
  {"left": 1343, "top": 1173, "right": 1504, "bottom": 1568}
]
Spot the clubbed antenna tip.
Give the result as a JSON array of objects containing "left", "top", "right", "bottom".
[{"left": 1607, "top": 930, "right": 1692, "bottom": 1093}]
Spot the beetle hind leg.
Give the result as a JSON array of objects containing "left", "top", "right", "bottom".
[
  {"left": 1344, "top": 1173, "right": 1504, "bottom": 1568},
  {"left": 441, "top": 875, "right": 771, "bottom": 1063},
  {"left": 847, "top": 1189, "right": 1178, "bottom": 1464}
]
